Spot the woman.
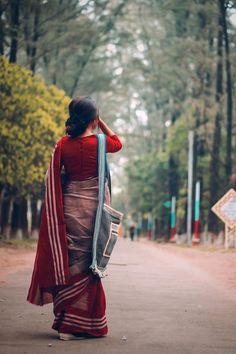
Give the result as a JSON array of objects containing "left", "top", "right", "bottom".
[{"left": 27, "top": 96, "right": 122, "bottom": 340}]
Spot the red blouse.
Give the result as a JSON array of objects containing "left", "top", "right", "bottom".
[{"left": 60, "top": 134, "right": 122, "bottom": 181}]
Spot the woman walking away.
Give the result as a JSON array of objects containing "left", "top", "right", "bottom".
[{"left": 27, "top": 96, "right": 122, "bottom": 340}]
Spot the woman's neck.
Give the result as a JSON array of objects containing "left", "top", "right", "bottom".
[{"left": 78, "top": 128, "right": 93, "bottom": 138}]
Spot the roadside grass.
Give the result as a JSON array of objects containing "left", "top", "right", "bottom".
[
  {"left": 0, "top": 239, "right": 37, "bottom": 249},
  {"left": 172, "top": 243, "right": 236, "bottom": 253},
  {"left": 152, "top": 237, "right": 236, "bottom": 253}
]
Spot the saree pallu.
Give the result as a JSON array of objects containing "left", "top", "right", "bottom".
[{"left": 52, "top": 178, "right": 110, "bottom": 337}]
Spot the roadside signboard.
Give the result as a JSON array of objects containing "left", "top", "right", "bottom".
[{"left": 212, "top": 189, "right": 236, "bottom": 248}]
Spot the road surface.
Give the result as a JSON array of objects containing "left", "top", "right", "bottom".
[{"left": 1, "top": 239, "right": 236, "bottom": 354}]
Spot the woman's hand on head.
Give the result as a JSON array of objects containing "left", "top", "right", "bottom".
[
  {"left": 98, "top": 116, "right": 104, "bottom": 127},
  {"left": 97, "top": 117, "right": 115, "bottom": 136}
]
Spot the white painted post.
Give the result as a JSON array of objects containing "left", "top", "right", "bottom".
[{"left": 187, "top": 131, "right": 194, "bottom": 245}]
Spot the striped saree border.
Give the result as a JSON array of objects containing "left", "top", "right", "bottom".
[{"left": 45, "top": 144, "right": 66, "bottom": 285}]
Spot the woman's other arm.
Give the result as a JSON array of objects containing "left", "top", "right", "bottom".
[
  {"left": 98, "top": 117, "right": 122, "bottom": 152},
  {"left": 98, "top": 117, "right": 116, "bottom": 137}
]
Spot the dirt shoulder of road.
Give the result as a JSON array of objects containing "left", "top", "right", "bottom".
[
  {"left": 150, "top": 241, "right": 236, "bottom": 292},
  {"left": 0, "top": 241, "right": 36, "bottom": 284},
  {"left": 1, "top": 239, "right": 236, "bottom": 293}
]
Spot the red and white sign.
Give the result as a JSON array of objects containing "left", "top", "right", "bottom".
[{"left": 212, "top": 189, "right": 236, "bottom": 227}]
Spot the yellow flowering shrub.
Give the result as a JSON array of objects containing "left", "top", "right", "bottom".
[{"left": 0, "top": 56, "right": 70, "bottom": 196}]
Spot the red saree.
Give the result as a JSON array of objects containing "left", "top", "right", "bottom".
[{"left": 27, "top": 139, "right": 108, "bottom": 337}]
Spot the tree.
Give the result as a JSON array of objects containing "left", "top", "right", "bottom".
[
  {"left": 208, "top": 0, "right": 224, "bottom": 233},
  {"left": 220, "top": 0, "right": 233, "bottom": 181},
  {"left": 9, "top": 0, "right": 20, "bottom": 63},
  {"left": 1, "top": 0, "right": 236, "bottom": 239},
  {"left": 0, "top": 56, "right": 69, "bottom": 237}
]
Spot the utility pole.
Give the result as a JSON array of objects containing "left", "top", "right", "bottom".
[
  {"left": 187, "top": 131, "right": 194, "bottom": 245},
  {"left": 193, "top": 180, "right": 201, "bottom": 244},
  {"left": 169, "top": 196, "right": 176, "bottom": 242}
]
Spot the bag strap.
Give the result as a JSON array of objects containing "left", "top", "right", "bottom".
[
  {"left": 98, "top": 127, "right": 111, "bottom": 196},
  {"left": 105, "top": 153, "right": 111, "bottom": 199},
  {"left": 97, "top": 133, "right": 106, "bottom": 204},
  {"left": 90, "top": 134, "right": 110, "bottom": 272}
]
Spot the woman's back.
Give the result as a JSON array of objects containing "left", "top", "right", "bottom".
[
  {"left": 27, "top": 96, "right": 123, "bottom": 339},
  {"left": 61, "top": 134, "right": 122, "bottom": 181}
]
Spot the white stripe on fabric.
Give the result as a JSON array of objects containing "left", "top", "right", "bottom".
[
  {"left": 54, "top": 282, "right": 88, "bottom": 308},
  {"left": 45, "top": 179, "right": 59, "bottom": 284},
  {"left": 54, "top": 280, "right": 89, "bottom": 308},
  {"left": 66, "top": 314, "right": 107, "bottom": 323},
  {"left": 47, "top": 161, "right": 62, "bottom": 284},
  {"left": 54, "top": 314, "right": 107, "bottom": 326},
  {"left": 54, "top": 276, "right": 89, "bottom": 299},
  {"left": 50, "top": 151, "right": 65, "bottom": 283},
  {"left": 54, "top": 283, "right": 87, "bottom": 309},
  {"left": 65, "top": 317, "right": 107, "bottom": 327},
  {"left": 60, "top": 319, "right": 107, "bottom": 331}
]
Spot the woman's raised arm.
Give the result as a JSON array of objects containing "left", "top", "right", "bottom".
[{"left": 98, "top": 117, "right": 116, "bottom": 137}]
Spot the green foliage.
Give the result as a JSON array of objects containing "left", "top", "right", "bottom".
[
  {"left": 0, "top": 56, "right": 70, "bottom": 197},
  {"left": 119, "top": 0, "right": 236, "bottom": 235},
  {"left": 126, "top": 152, "right": 169, "bottom": 217},
  {"left": 1, "top": 0, "right": 235, "bottom": 236}
]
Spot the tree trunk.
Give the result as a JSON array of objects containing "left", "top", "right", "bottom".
[
  {"left": 2, "top": 197, "right": 14, "bottom": 240},
  {"left": 23, "top": 1, "right": 31, "bottom": 64},
  {"left": 31, "top": 198, "right": 38, "bottom": 230},
  {"left": 11, "top": 197, "right": 29, "bottom": 239},
  {"left": 9, "top": 0, "right": 20, "bottom": 63},
  {"left": 30, "top": 3, "right": 40, "bottom": 73},
  {"left": 31, "top": 197, "right": 42, "bottom": 238},
  {"left": 21, "top": 197, "right": 29, "bottom": 238},
  {"left": 208, "top": 3, "right": 223, "bottom": 233},
  {"left": 0, "top": 185, "right": 6, "bottom": 235},
  {"left": 220, "top": 0, "right": 233, "bottom": 181},
  {"left": 0, "top": 0, "right": 4, "bottom": 54},
  {"left": 11, "top": 198, "right": 23, "bottom": 239},
  {"left": 168, "top": 155, "right": 179, "bottom": 198}
]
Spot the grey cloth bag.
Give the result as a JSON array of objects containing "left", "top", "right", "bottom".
[{"left": 90, "top": 134, "right": 123, "bottom": 278}]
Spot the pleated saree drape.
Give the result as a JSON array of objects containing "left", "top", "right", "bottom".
[
  {"left": 52, "top": 178, "right": 110, "bottom": 336},
  {"left": 27, "top": 138, "right": 111, "bottom": 337}
]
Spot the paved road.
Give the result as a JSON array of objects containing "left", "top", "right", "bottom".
[{"left": 1, "top": 239, "right": 236, "bottom": 354}]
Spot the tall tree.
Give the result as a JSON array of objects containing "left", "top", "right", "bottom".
[
  {"left": 30, "top": 1, "right": 41, "bottom": 73},
  {"left": 208, "top": 0, "right": 223, "bottom": 233},
  {"left": 9, "top": 0, "right": 20, "bottom": 63},
  {"left": 220, "top": 0, "right": 233, "bottom": 181},
  {"left": 0, "top": 0, "right": 6, "bottom": 55}
]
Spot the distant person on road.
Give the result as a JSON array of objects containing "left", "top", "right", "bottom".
[
  {"left": 136, "top": 222, "right": 142, "bottom": 241},
  {"left": 129, "top": 224, "right": 136, "bottom": 241},
  {"left": 27, "top": 96, "right": 122, "bottom": 340}
]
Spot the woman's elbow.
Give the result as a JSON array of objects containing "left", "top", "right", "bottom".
[{"left": 116, "top": 142, "right": 122, "bottom": 152}]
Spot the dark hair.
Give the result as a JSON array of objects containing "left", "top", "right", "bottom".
[{"left": 65, "top": 96, "right": 98, "bottom": 138}]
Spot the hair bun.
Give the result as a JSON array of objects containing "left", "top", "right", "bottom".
[
  {"left": 65, "top": 117, "right": 73, "bottom": 126},
  {"left": 65, "top": 116, "right": 86, "bottom": 127},
  {"left": 65, "top": 96, "right": 98, "bottom": 138},
  {"left": 79, "top": 119, "right": 86, "bottom": 127}
]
